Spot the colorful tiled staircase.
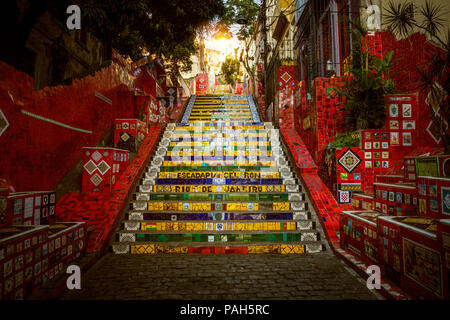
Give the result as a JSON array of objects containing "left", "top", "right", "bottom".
[{"left": 111, "top": 94, "right": 327, "bottom": 254}]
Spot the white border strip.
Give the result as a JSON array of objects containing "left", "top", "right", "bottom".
[
  {"left": 247, "top": 95, "right": 261, "bottom": 122},
  {"left": 95, "top": 91, "right": 112, "bottom": 105},
  {"left": 181, "top": 95, "right": 197, "bottom": 123},
  {"left": 0, "top": 108, "right": 10, "bottom": 137},
  {"left": 378, "top": 216, "right": 437, "bottom": 239},
  {"left": 21, "top": 110, "right": 92, "bottom": 134},
  {"left": 341, "top": 210, "right": 379, "bottom": 227}
]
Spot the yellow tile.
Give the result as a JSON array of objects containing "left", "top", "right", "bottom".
[
  {"left": 293, "top": 245, "right": 305, "bottom": 254},
  {"left": 281, "top": 244, "right": 305, "bottom": 254},
  {"left": 131, "top": 244, "right": 155, "bottom": 254}
]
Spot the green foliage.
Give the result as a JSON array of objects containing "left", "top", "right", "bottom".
[
  {"left": 332, "top": 22, "right": 397, "bottom": 130},
  {"left": 221, "top": 57, "right": 241, "bottom": 85},
  {"left": 384, "top": 0, "right": 446, "bottom": 39},
  {"left": 68, "top": 0, "right": 226, "bottom": 71},
  {"left": 219, "top": 0, "right": 260, "bottom": 39},
  {"left": 328, "top": 132, "right": 360, "bottom": 149}
]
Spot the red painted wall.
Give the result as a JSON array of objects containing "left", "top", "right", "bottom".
[
  {"left": 293, "top": 78, "right": 347, "bottom": 165},
  {"left": 134, "top": 66, "right": 157, "bottom": 97},
  {"left": 381, "top": 31, "right": 445, "bottom": 149},
  {"left": 0, "top": 61, "right": 136, "bottom": 192}
]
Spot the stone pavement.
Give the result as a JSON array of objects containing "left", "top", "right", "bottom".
[{"left": 60, "top": 252, "right": 383, "bottom": 300}]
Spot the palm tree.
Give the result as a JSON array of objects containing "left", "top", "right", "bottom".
[{"left": 383, "top": 0, "right": 450, "bottom": 153}]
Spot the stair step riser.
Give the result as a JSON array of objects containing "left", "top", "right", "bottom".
[
  {"left": 122, "top": 221, "right": 317, "bottom": 232},
  {"left": 111, "top": 243, "right": 325, "bottom": 255},
  {"left": 126, "top": 211, "right": 312, "bottom": 221},
  {"left": 137, "top": 183, "right": 301, "bottom": 192},
  {"left": 130, "top": 201, "right": 309, "bottom": 211},
  {"left": 132, "top": 193, "right": 306, "bottom": 202},
  {"left": 118, "top": 231, "right": 321, "bottom": 243}
]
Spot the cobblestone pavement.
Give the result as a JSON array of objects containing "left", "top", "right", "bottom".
[{"left": 60, "top": 252, "right": 383, "bottom": 300}]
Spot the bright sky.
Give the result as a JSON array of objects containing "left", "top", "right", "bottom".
[{"left": 204, "top": 36, "right": 241, "bottom": 56}]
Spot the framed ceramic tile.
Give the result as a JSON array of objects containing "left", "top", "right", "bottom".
[
  {"left": 381, "top": 132, "right": 389, "bottom": 140},
  {"left": 418, "top": 184, "right": 426, "bottom": 196},
  {"left": 354, "top": 173, "right": 361, "bottom": 180},
  {"left": 382, "top": 152, "right": 389, "bottom": 159},
  {"left": 373, "top": 152, "right": 380, "bottom": 159},
  {"left": 429, "top": 185, "right": 437, "bottom": 197},
  {"left": 372, "top": 142, "right": 380, "bottom": 149},
  {"left": 396, "top": 192, "right": 402, "bottom": 203},
  {"left": 382, "top": 161, "right": 389, "bottom": 168},
  {"left": 382, "top": 204, "right": 388, "bottom": 214},
  {"left": 364, "top": 142, "right": 372, "bottom": 150},
  {"left": 419, "top": 198, "right": 427, "bottom": 214},
  {"left": 390, "top": 120, "right": 399, "bottom": 130},
  {"left": 13, "top": 198, "right": 22, "bottom": 216},
  {"left": 365, "top": 161, "right": 372, "bottom": 168},
  {"left": 382, "top": 142, "right": 389, "bottom": 149},
  {"left": 389, "top": 104, "right": 399, "bottom": 117},
  {"left": 382, "top": 191, "right": 388, "bottom": 200},
  {"left": 364, "top": 152, "right": 372, "bottom": 159},
  {"left": 364, "top": 132, "right": 371, "bottom": 140},
  {"left": 390, "top": 132, "right": 400, "bottom": 145},
  {"left": 402, "top": 104, "right": 412, "bottom": 117},
  {"left": 405, "top": 193, "right": 411, "bottom": 204},
  {"left": 338, "top": 190, "right": 351, "bottom": 204},
  {"left": 430, "top": 200, "right": 438, "bottom": 212},
  {"left": 402, "top": 132, "right": 412, "bottom": 146},
  {"left": 389, "top": 192, "right": 395, "bottom": 202},
  {"left": 373, "top": 132, "right": 380, "bottom": 139},
  {"left": 374, "top": 161, "right": 381, "bottom": 168},
  {"left": 402, "top": 120, "right": 415, "bottom": 130},
  {"left": 442, "top": 187, "right": 450, "bottom": 215}
]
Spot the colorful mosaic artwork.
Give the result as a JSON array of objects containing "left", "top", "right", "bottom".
[
  {"left": 338, "top": 148, "right": 362, "bottom": 174},
  {"left": 112, "top": 94, "right": 324, "bottom": 256}
]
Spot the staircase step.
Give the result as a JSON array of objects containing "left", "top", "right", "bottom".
[
  {"left": 117, "top": 230, "right": 321, "bottom": 243},
  {"left": 129, "top": 201, "right": 308, "bottom": 212},
  {"left": 125, "top": 211, "right": 312, "bottom": 221},
  {"left": 111, "top": 242, "right": 325, "bottom": 254},
  {"left": 132, "top": 192, "right": 306, "bottom": 202},
  {"left": 136, "top": 184, "right": 301, "bottom": 193},
  {"left": 121, "top": 220, "right": 316, "bottom": 231}
]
